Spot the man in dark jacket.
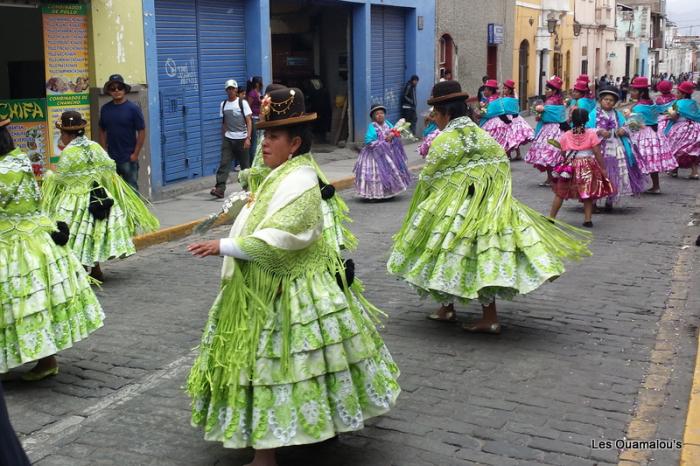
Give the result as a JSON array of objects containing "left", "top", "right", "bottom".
[{"left": 401, "top": 75, "right": 419, "bottom": 135}]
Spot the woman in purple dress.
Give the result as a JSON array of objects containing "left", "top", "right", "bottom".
[{"left": 353, "top": 104, "right": 411, "bottom": 199}]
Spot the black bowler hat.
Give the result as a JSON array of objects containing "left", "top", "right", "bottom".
[
  {"left": 256, "top": 87, "right": 317, "bottom": 129},
  {"left": 369, "top": 104, "right": 386, "bottom": 118},
  {"left": 598, "top": 86, "right": 621, "bottom": 101},
  {"left": 55, "top": 110, "right": 88, "bottom": 131},
  {"left": 427, "top": 80, "right": 470, "bottom": 105},
  {"left": 103, "top": 74, "right": 131, "bottom": 93}
]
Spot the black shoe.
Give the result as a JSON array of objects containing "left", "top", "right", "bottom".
[
  {"left": 582, "top": 221, "right": 593, "bottom": 228},
  {"left": 210, "top": 188, "right": 225, "bottom": 199}
]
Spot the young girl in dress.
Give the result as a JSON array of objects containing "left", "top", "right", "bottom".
[
  {"left": 502, "top": 79, "right": 533, "bottom": 160},
  {"left": 626, "top": 76, "right": 677, "bottom": 193},
  {"left": 587, "top": 87, "right": 649, "bottom": 210},
  {"left": 525, "top": 76, "right": 568, "bottom": 186},
  {"left": 353, "top": 104, "right": 411, "bottom": 199},
  {"left": 549, "top": 108, "right": 615, "bottom": 227},
  {"left": 666, "top": 81, "right": 700, "bottom": 179}
]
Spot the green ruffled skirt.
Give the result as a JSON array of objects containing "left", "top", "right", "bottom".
[
  {"left": 388, "top": 187, "right": 591, "bottom": 304},
  {"left": 0, "top": 223, "right": 104, "bottom": 372},
  {"left": 188, "top": 270, "right": 400, "bottom": 449},
  {"left": 48, "top": 186, "right": 136, "bottom": 267}
]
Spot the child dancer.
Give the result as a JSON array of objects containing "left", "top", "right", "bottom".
[
  {"left": 587, "top": 87, "right": 649, "bottom": 210},
  {"left": 665, "top": 81, "right": 700, "bottom": 179},
  {"left": 353, "top": 104, "right": 411, "bottom": 199},
  {"left": 626, "top": 77, "right": 677, "bottom": 193},
  {"left": 549, "top": 108, "right": 615, "bottom": 227},
  {"left": 525, "top": 76, "right": 568, "bottom": 186},
  {"left": 502, "top": 79, "right": 534, "bottom": 160}
]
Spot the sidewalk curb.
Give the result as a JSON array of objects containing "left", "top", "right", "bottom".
[
  {"left": 133, "top": 163, "right": 425, "bottom": 250},
  {"left": 680, "top": 193, "right": 700, "bottom": 465}
]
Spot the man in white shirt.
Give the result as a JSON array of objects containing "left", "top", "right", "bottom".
[{"left": 211, "top": 79, "right": 253, "bottom": 198}]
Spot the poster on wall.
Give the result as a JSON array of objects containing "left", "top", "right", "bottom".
[
  {"left": 0, "top": 99, "right": 49, "bottom": 178},
  {"left": 42, "top": 3, "right": 90, "bottom": 168}
]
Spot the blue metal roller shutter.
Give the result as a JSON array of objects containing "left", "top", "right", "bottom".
[
  {"left": 197, "top": 0, "right": 247, "bottom": 176},
  {"left": 370, "top": 7, "right": 384, "bottom": 115},
  {"left": 155, "top": 0, "right": 202, "bottom": 183},
  {"left": 382, "top": 7, "right": 406, "bottom": 124},
  {"left": 370, "top": 6, "right": 406, "bottom": 124}
]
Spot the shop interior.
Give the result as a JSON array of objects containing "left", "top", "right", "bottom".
[
  {"left": 0, "top": 3, "right": 45, "bottom": 100},
  {"left": 270, "top": 0, "right": 351, "bottom": 144}
]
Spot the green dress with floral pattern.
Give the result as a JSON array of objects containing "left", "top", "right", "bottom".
[
  {"left": 0, "top": 148, "right": 104, "bottom": 372},
  {"left": 188, "top": 154, "right": 399, "bottom": 449},
  {"left": 40, "top": 137, "right": 159, "bottom": 267},
  {"left": 388, "top": 117, "right": 592, "bottom": 304}
]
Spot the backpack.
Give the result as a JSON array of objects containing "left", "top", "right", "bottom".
[{"left": 221, "top": 97, "right": 246, "bottom": 124}]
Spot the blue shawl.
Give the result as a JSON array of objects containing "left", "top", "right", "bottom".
[{"left": 535, "top": 105, "right": 567, "bottom": 136}]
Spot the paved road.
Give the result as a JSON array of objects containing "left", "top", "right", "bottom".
[{"left": 4, "top": 157, "right": 699, "bottom": 466}]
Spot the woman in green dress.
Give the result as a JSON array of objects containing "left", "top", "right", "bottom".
[
  {"left": 0, "top": 118, "right": 104, "bottom": 380},
  {"left": 187, "top": 88, "right": 399, "bottom": 466},
  {"left": 41, "top": 111, "right": 159, "bottom": 280},
  {"left": 387, "top": 81, "right": 591, "bottom": 334}
]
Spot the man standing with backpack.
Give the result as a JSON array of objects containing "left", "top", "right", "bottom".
[{"left": 210, "top": 79, "right": 252, "bottom": 198}]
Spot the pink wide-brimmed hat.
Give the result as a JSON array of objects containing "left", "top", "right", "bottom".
[
  {"left": 503, "top": 79, "right": 516, "bottom": 89},
  {"left": 576, "top": 74, "right": 590, "bottom": 83},
  {"left": 631, "top": 76, "right": 650, "bottom": 89},
  {"left": 656, "top": 80, "right": 673, "bottom": 93},
  {"left": 678, "top": 81, "right": 696, "bottom": 95},
  {"left": 546, "top": 76, "right": 563, "bottom": 90},
  {"left": 573, "top": 81, "right": 589, "bottom": 92},
  {"left": 484, "top": 79, "right": 499, "bottom": 89}
]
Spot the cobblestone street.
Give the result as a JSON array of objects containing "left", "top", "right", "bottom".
[{"left": 4, "top": 159, "right": 699, "bottom": 466}]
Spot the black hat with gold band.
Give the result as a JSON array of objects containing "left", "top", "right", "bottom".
[
  {"left": 256, "top": 87, "right": 317, "bottom": 129},
  {"left": 427, "top": 80, "right": 470, "bottom": 105},
  {"left": 55, "top": 110, "right": 88, "bottom": 131}
]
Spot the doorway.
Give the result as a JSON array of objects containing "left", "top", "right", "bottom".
[
  {"left": 518, "top": 39, "right": 529, "bottom": 109},
  {"left": 487, "top": 45, "right": 498, "bottom": 80},
  {"left": 270, "top": 0, "right": 351, "bottom": 144},
  {"left": 439, "top": 34, "right": 454, "bottom": 79},
  {"left": 0, "top": 6, "right": 44, "bottom": 100}
]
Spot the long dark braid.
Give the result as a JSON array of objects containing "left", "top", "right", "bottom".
[{"left": 571, "top": 108, "right": 589, "bottom": 135}]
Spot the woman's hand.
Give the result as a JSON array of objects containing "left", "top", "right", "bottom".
[
  {"left": 187, "top": 240, "right": 220, "bottom": 257},
  {"left": 615, "top": 128, "right": 627, "bottom": 137},
  {"left": 598, "top": 129, "right": 611, "bottom": 138},
  {"left": 385, "top": 133, "right": 394, "bottom": 142}
]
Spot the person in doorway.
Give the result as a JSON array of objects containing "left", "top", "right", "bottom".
[
  {"left": 439, "top": 69, "right": 453, "bottom": 82},
  {"left": 246, "top": 76, "right": 263, "bottom": 163},
  {"left": 401, "top": 74, "right": 419, "bottom": 135},
  {"left": 99, "top": 74, "right": 146, "bottom": 192},
  {"left": 210, "top": 79, "right": 253, "bottom": 199},
  {"left": 387, "top": 80, "right": 591, "bottom": 334}
]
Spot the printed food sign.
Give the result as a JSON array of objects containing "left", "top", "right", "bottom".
[
  {"left": 42, "top": 3, "right": 90, "bottom": 166},
  {"left": 0, "top": 99, "right": 49, "bottom": 178}
]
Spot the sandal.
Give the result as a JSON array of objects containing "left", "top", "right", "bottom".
[
  {"left": 689, "top": 174, "right": 699, "bottom": 180},
  {"left": 538, "top": 180, "right": 551, "bottom": 187},
  {"left": 645, "top": 188, "right": 661, "bottom": 195},
  {"left": 462, "top": 322, "right": 501, "bottom": 334},
  {"left": 427, "top": 308, "right": 457, "bottom": 322}
]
